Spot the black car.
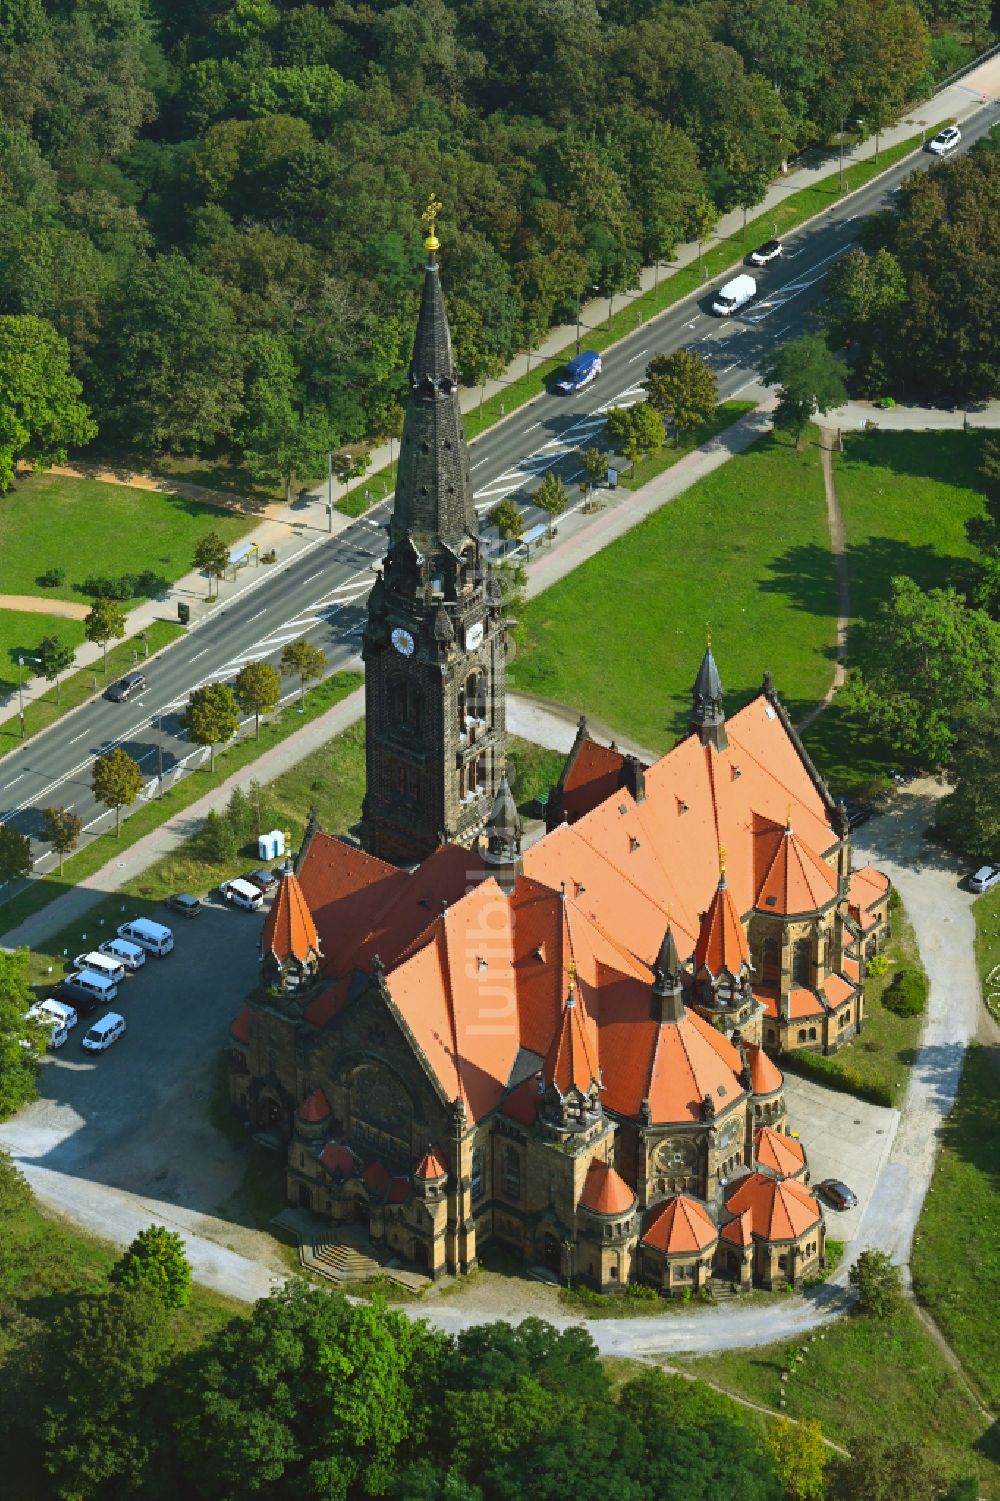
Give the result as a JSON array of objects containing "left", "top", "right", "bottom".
[
  {"left": 843, "top": 801, "right": 874, "bottom": 831},
  {"left": 244, "top": 868, "right": 280, "bottom": 894},
  {"left": 165, "top": 893, "right": 201, "bottom": 918},
  {"left": 105, "top": 671, "right": 146, "bottom": 703},
  {"left": 817, "top": 1179, "right": 858, "bottom": 1211},
  {"left": 53, "top": 981, "right": 101, "bottom": 1017}
]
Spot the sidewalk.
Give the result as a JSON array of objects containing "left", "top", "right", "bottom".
[{"left": 825, "top": 398, "right": 1000, "bottom": 432}]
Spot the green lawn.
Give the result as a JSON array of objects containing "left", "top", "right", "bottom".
[
  {"left": 912, "top": 1043, "right": 1000, "bottom": 1411},
  {"left": 678, "top": 1301, "right": 998, "bottom": 1495},
  {"left": 803, "top": 430, "right": 990, "bottom": 799},
  {"left": 509, "top": 432, "right": 836, "bottom": 749},
  {"left": 974, "top": 886, "right": 1000, "bottom": 1022},
  {"left": 0, "top": 471, "right": 254, "bottom": 606},
  {"left": 0, "top": 671, "right": 364, "bottom": 942},
  {"left": 0, "top": 619, "right": 183, "bottom": 746},
  {"left": 619, "top": 402, "right": 757, "bottom": 490},
  {"left": 0, "top": 609, "right": 84, "bottom": 699}
]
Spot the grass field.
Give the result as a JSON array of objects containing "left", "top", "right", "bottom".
[
  {"left": 802, "top": 429, "right": 989, "bottom": 798},
  {"left": 509, "top": 432, "right": 836, "bottom": 749},
  {"left": 0, "top": 619, "right": 183, "bottom": 747},
  {"left": 678, "top": 1301, "right": 998, "bottom": 1495},
  {"left": 0, "top": 609, "right": 84, "bottom": 699},
  {"left": 912, "top": 1043, "right": 1000, "bottom": 1411},
  {"left": 0, "top": 472, "right": 253, "bottom": 606},
  {"left": 974, "top": 886, "right": 1000, "bottom": 1021},
  {"left": 0, "top": 672, "right": 363, "bottom": 942}
]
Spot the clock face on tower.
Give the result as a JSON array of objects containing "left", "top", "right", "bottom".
[{"left": 391, "top": 627, "right": 415, "bottom": 657}]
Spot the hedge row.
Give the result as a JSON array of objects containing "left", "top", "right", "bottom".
[{"left": 777, "top": 1049, "right": 893, "bottom": 1109}]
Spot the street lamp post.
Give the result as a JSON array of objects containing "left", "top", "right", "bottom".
[
  {"left": 326, "top": 451, "right": 333, "bottom": 534},
  {"left": 17, "top": 655, "right": 25, "bottom": 738},
  {"left": 156, "top": 715, "right": 163, "bottom": 795}
]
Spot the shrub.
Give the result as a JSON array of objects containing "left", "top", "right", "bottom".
[
  {"left": 778, "top": 1050, "right": 893, "bottom": 1108},
  {"left": 883, "top": 968, "right": 927, "bottom": 1018},
  {"left": 36, "top": 566, "right": 65, "bottom": 588},
  {"left": 866, "top": 953, "right": 889, "bottom": 978},
  {"left": 109, "top": 1224, "right": 192, "bottom": 1308}
]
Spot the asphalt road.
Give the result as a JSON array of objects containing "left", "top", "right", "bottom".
[{"left": 1, "top": 103, "right": 997, "bottom": 871}]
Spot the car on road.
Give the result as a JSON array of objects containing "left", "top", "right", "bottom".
[
  {"left": 817, "top": 1179, "right": 858, "bottom": 1211},
  {"left": 555, "top": 351, "right": 601, "bottom": 394},
  {"left": 244, "top": 868, "right": 280, "bottom": 894},
  {"left": 711, "top": 273, "right": 756, "bottom": 317},
  {"left": 969, "top": 865, "right": 1000, "bottom": 894},
  {"left": 81, "top": 1012, "right": 126, "bottom": 1053},
  {"left": 165, "top": 893, "right": 202, "bottom": 918},
  {"left": 927, "top": 125, "right": 961, "bottom": 155},
  {"left": 749, "top": 238, "right": 783, "bottom": 266},
  {"left": 104, "top": 671, "right": 146, "bottom": 703}
]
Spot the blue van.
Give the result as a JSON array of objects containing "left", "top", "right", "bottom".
[{"left": 556, "top": 351, "right": 601, "bottom": 394}]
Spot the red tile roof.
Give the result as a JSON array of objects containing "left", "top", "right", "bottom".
[
  {"left": 414, "top": 1146, "right": 449, "bottom": 1180},
  {"left": 843, "top": 958, "right": 861, "bottom": 984},
  {"left": 298, "top": 1087, "right": 332, "bottom": 1123},
  {"left": 579, "top": 1158, "right": 636, "bottom": 1216},
  {"left": 387, "top": 1176, "right": 413, "bottom": 1204},
  {"left": 302, "top": 976, "right": 349, "bottom": 1028},
  {"left": 501, "top": 1076, "right": 542, "bottom": 1125},
  {"left": 642, "top": 1194, "right": 719, "bottom": 1254},
  {"left": 824, "top": 972, "right": 856, "bottom": 1008},
  {"left": 745, "top": 1042, "right": 783, "bottom": 1097},
  {"left": 849, "top": 865, "right": 890, "bottom": 912},
  {"left": 543, "top": 982, "right": 600, "bottom": 1095},
  {"left": 560, "top": 736, "right": 628, "bottom": 823},
  {"left": 724, "top": 1171, "right": 820, "bottom": 1241},
  {"left": 754, "top": 1126, "right": 806, "bottom": 1177},
  {"left": 319, "top": 1143, "right": 356, "bottom": 1177},
  {"left": 262, "top": 870, "right": 319, "bottom": 965},
  {"left": 363, "top": 1161, "right": 391, "bottom": 1192},
  {"left": 230, "top": 1006, "right": 250, "bottom": 1045},
  {"left": 720, "top": 1207, "right": 753, "bottom": 1248},
  {"left": 755, "top": 985, "right": 828, "bottom": 1021},
  {"left": 695, "top": 874, "right": 751, "bottom": 978},
  {"left": 753, "top": 817, "right": 838, "bottom": 915}
]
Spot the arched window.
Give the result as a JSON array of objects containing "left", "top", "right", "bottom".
[
  {"left": 471, "top": 1148, "right": 483, "bottom": 1201},
  {"left": 792, "top": 936, "right": 812, "bottom": 986},
  {"left": 760, "top": 934, "right": 780, "bottom": 985},
  {"left": 503, "top": 1146, "right": 520, "bottom": 1201}
]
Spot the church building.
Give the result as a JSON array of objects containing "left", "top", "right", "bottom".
[{"left": 228, "top": 208, "right": 890, "bottom": 1292}]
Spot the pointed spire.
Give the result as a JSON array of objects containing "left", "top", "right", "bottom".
[
  {"left": 653, "top": 923, "right": 685, "bottom": 1024},
  {"left": 690, "top": 642, "right": 728, "bottom": 751},
  {"left": 484, "top": 770, "right": 522, "bottom": 886},
  {"left": 389, "top": 196, "right": 479, "bottom": 556},
  {"left": 542, "top": 972, "right": 600, "bottom": 1100},
  {"left": 694, "top": 873, "right": 750, "bottom": 980}
]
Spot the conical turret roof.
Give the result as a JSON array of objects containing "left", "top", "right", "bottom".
[
  {"left": 693, "top": 646, "right": 723, "bottom": 703},
  {"left": 543, "top": 978, "right": 600, "bottom": 1097},
  {"left": 262, "top": 869, "right": 320, "bottom": 965},
  {"left": 694, "top": 869, "right": 750, "bottom": 979}
]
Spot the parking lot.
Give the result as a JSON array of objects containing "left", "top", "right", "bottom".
[
  {"left": 0, "top": 896, "right": 289, "bottom": 1279},
  {"left": 782, "top": 1073, "right": 899, "bottom": 1242}
]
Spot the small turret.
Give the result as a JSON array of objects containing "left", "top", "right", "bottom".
[
  {"left": 652, "top": 923, "right": 685, "bottom": 1024},
  {"left": 691, "top": 643, "right": 728, "bottom": 751},
  {"left": 484, "top": 771, "right": 522, "bottom": 888}
]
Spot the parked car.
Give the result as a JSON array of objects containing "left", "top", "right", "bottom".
[
  {"left": 927, "top": 125, "right": 961, "bottom": 155},
  {"left": 105, "top": 671, "right": 146, "bottom": 703},
  {"left": 117, "top": 918, "right": 174, "bottom": 955},
  {"left": 82, "top": 1012, "right": 126, "bottom": 1053},
  {"left": 843, "top": 801, "right": 874, "bottom": 831},
  {"left": 243, "top": 868, "right": 279, "bottom": 894},
  {"left": 749, "top": 238, "right": 783, "bottom": 266},
  {"left": 27, "top": 1000, "right": 75, "bottom": 1049},
  {"left": 52, "top": 980, "right": 101, "bottom": 1017},
  {"left": 220, "top": 877, "right": 264, "bottom": 912},
  {"left": 817, "top": 1179, "right": 858, "bottom": 1211},
  {"left": 165, "top": 893, "right": 202, "bottom": 918},
  {"left": 100, "top": 937, "right": 145, "bottom": 971},
  {"left": 969, "top": 865, "right": 1000, "bottom": 894}
]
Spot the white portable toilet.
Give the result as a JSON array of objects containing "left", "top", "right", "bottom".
[{"left": 258, "top": 828, "right": 285, "bottom": 862}]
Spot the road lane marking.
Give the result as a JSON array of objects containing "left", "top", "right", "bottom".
[
  {"left": 190, "top": 649, "right": 209, "bottom": 661},
  {"left": 627, "top": 347, "right": 650, "bottom": 364}
]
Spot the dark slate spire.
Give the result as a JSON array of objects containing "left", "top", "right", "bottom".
[
  {"left": 690, "top": 643, "right": 728, "bottom": 751},
  {"left": 484, "top": 772, "right": 522, "bottom": 882},
  {"left": 389, "top": 202, "right": 479, "bottom": 557},
  {"left": 652, "top": 923, "right": 685, "bottom": 1024}
]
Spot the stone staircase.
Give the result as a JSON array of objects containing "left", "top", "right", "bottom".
[{"left": 271, "top": 1208, "right": 429, "bottom": 1293}]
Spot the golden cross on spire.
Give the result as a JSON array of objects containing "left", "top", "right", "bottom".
[
  {"left": 786, "top": 800, "right": 793, "bottom": 830},
  {"left": 568, "top": 958, "right": 577, "bottom": 994},
  {"left": 719, "top": 846, "right": 727, "bottom": 879},
  {"left": 422, "top": 193, "right": 442, "bottom": 253},
  {"left": 705, "top": 623, "right": 712, "bottom": 648}
]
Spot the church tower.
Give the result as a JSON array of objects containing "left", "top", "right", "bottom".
[{"left": 360, "top": 199, "right": 507, "bottom": 865}]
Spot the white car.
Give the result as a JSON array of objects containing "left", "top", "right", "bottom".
[
  {"left": 969, "top": 865, "right": 1000, "bottom": 893},
  {"left": 81, "top": 1012, "right": 126, "bottom": 1053},
  {"left": 927, "top": 126, "right": 961, "bottom": 155},
  {"left": 749, "top": 238, "right": 783, "bottom": 266},
  {"left": 26, "top": 1002, "right": 73, "bottom": 1050}
]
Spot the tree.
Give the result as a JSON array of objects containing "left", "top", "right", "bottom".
[
  {"left": 0, "top": 950, "right": 42, "bottom": 1119},
  {"left": 84, "top": 597, "right": 127, "bottom": 675},
  {"left": 581, "top": 447, "right": 607, "bottom": 497},
  {"left": 490, "top": 496, "right": 523, "bottom": 542},
  {"left": 183, "top": 682, "right": 239, "bottom": 770},
  {"left": 110, "top": 1224, "right": 193, "bottom": 1308},
  {"left": 194, "top": 530, "right": 230, "bottom": 599},
  {"left": 280, "top": 639, "right": 326, "bottom": 707},
  {"left": 853, "top": 578, "right": 1000, "bottom": 765},
  {"left": 644, "top": 350, "right": 718, "bottom": 443},
  {"left": 848, "top": 1248, "right": 902, "bottom": 1318},
  {"left": 607, "top": 403, "right": 665, "bottom": 473},
  {"left": 760, "top": 334, "right": 847, "bottom": 448},
  {"left": 40, "top": 805, "right": 83, "bottom": 873},
  {"left": 0, "top": 824, "right": 31, "bottom": 886},
  {"left": 235, "top": 660, "right": 282, "bottom": 738},
  {"left": 686, "top": 195, "right": 718, "bottom": 269},
  {"left": 938, "top": 698, "right": 1000, "bottom": 862},
  {"left": 534, "top": 470, "right": 568, "bottom": 533},
  {"left": 0, "top": 314, "right": 96, "bottom": 491},
  {"left": 766, "top": 1418, "right": 827, "bottom": 1501},
  {"left": 35, "top": 633, "right": 75, "bottom": 704},
  {"left": 92, "top": 747, "right": 143, "bottom": 836},
  {"left": 828, "top": 1433, "right": 943, "bottom": 1501}
]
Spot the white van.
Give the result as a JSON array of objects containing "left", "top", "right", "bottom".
[
  {"left": 29, "top": 997, "right": 78, "bottom": 1031},
  {"left": 69, "top": 968, "right": 119, "bottom": 1004},
  {"left": 712, "top": 273, "right": 756, "bottom": 316},
  {"left": 117, "top": 918, "right": 174, "bottom": 956},
  {"left": 74, "top": 951, "right": 127, "bottom": 985},
  {"left": 220, "top": 877, "right": 264, "bottom": 912},
  {"left": 82, "top": 1012, "right": 126, "bottom": 1052},
  {"left": 100, "top": 937, "right": 146, "bottom": 971}
]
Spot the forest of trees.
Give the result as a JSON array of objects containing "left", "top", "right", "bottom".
[{"left": 0, "top": 0, "right": 984, "bottom": 491}]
